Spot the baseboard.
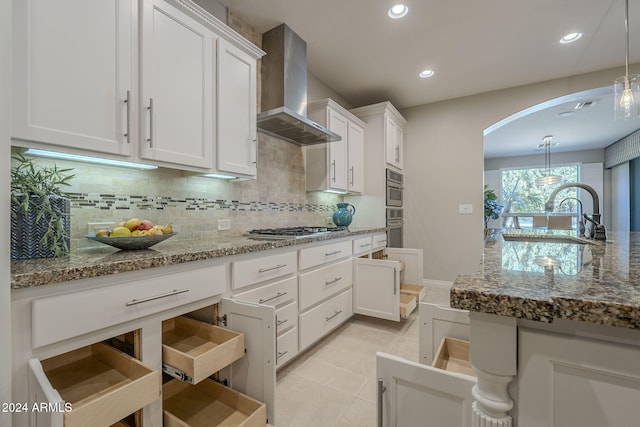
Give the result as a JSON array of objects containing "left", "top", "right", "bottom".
[{"left": 422, "top": 278, "right": 453, "bottom": 291}]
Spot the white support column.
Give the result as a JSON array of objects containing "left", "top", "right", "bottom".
[{"left": 469, "top": 312, "right": 518, "bottom": 427}]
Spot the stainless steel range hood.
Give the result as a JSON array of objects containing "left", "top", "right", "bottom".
[{"left": 258, "top": 24, "right": 340, "bottom": 145}]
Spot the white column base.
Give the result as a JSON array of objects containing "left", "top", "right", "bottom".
[
  {"left": 472, "top": 401, "right": 512, "bottom": 427},
  {"left": 471, "top": 366, "right": 513, "bottom": 427}
]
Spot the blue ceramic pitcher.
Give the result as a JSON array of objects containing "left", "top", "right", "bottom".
[{"left": 332, "top": 203, "right": 356, "bottom": 227}]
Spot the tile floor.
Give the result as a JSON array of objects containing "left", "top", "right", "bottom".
[{"left": 274, "top": 288, "right": 450, "bottom": 427}]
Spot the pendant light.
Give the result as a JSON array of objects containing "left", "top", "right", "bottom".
[
  {"left": 615, "top": 0, "right": 640, "bottom": 120},
  {"left": 535, "top": 135, "right": 562, "bottom": 186}
]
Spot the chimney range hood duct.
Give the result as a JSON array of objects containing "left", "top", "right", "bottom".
[{"left": 257, "top": 24, "right": 340, "bottom": 145}]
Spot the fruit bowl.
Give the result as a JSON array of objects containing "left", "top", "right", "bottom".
[{"left": 85, "top": 233, "right": 177, "bottom": 250}]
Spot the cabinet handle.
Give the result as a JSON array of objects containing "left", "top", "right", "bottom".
[
  {"left": 147, "top": 98, "right": 154, "bottom": 147},
  {"left": 331, "top": 159, "right": 336, "bottom": 182},
  {"left": 350, "top": 166, "right": 354, "bottom": 186},
  {"left": 276, "top": 350, "right": 288, "bottom": 360},
  {"left": 324, "top": 277, "right": 342, "bottom": 286},
  {"left": 252, "top": 138, "right": 258, "bottom": 165},
  {"left": 259, "top": 291, "right": 287, "bottom": 304},
  {"left": 123, "top": 90, "right": 131, "bottom": 144},
  {"left": 325, "top": 310, "right": 343, "bottom": 322},
  {"left": 125, "top": 288, "right": 189, "bottom": 306},
  {"left": 276, "top": 318, "right": 288, "bottom": 327},
  {"left": 359, "top": 243, "right": 372, "bottom": 248},
  {"left": 395, "top": 145, "right": 400, "bottom": 162},
  {"left": 393, "top": 270, "right": 397, "bottom": 295},
  {"left": 325, "top": 250, "right": 342, "bottom": 256},
  {"left": 258, "top": 264, "right": 287, "bottom": 273},
  {"left": 377, "top": 378, "right": 386, "bottom": 427}
]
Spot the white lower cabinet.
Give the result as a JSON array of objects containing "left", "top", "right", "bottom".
[
  {"left": 299, "top": 289, "right": 353, "bottom": 351},
  {"left": 353, "top": 248, "right": 424, "bottom": 322},
  {"left": 276, "top": 326, "right": 298, "bottom": 367},
  {"left": 418, "top": 302, "right": 470, "bottom": 365},
  {"left": 298, "top": 259, "right": 352, "bottom": 311}
]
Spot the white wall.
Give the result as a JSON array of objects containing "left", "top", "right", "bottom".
[
  {"left": 401, "top": 66, "right": 629, "bottom": 282},
  {"left": 1, "top": 0, "right": 12, "bottom": 422}
]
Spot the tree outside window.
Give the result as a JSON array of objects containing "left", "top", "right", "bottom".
[{"left": 501, "top": 165, "right": 579, "bottom": 228}]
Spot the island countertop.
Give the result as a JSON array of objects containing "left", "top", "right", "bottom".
[
  {"left": 11, "top": 227, "right": 386, "bottom": 290},
  {"left": 450, "top": 230, "right": 640, "bottom": 329}
]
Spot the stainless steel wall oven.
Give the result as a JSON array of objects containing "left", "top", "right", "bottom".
[
  {"left": 386, "top": 208, "right": 403, "bottom": 248},
  {"left": 386, "top": 169, "right": 403, "bottom": 207}
]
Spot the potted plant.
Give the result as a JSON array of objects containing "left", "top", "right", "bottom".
[
  {"left": 484, "top": 185, "right": 503, "bottom": 232},
  {"left": 11, "top": 152, "right": 75, "bottom": 258}
]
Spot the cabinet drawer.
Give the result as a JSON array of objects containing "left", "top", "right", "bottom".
[
  {"left": 299, "top": 259, "right": 352, "bottom": 311},
  {"left": 299, "top": 289, "right": 353, "bottom": 351},
  {"left": 32, "top": 264, "right": 226, "bottom": 348},
  {"left": 372, "top": 233, "right": 387, "bottom": 250},
  {"left": 276, "top": 301, "right": 298, "bottom": 335},
  {"left": 276, "top": 327, "right": 298, "bottom": 367},
  {"left": 432, "top": 337, "right": 476, "bottom": 377},
  {"left": 163, "top": 378, "right": 266, "bottom": 427},
  {"left": 299, "top": 240, "right": 352, "bottom": 270},
  {"left": 232, "top": 251, "right": 297, "bottom": 290},
  {"left": 28, "top": 343, "right": 159, "bottom": 427},
  {"left": 162, "top": 316, "right": 245, "bottom": 384},
  {"left": 353, "top": 236, "right": 373, "bottom": 255},
  {"left": 234, "top": 276, "right": 297, "bottom": 307}
]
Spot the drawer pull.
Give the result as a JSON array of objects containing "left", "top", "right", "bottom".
[
  {"left": 359, "top": 243, "right": 372, "bottom": 248},
  {"left": 324, "top": 277, "right": 342, "bottom": 286},
  {"left": 325, "top": 250, "right": 342, "bottom": 256},
  {"left": 277, "top": 350, "right": 288, "bottom": 360},
  {"left": 325, "top": 310, "right": 343, "bottom": 322},
  {"left": 258, "top": 264, "right": 287, "bottom": 273},
  {"left": 125, "top": 288, "right": 189, "bottom": 306},
  {"left": 259, "top": 291, "right": 288, "bottom": 304},
  {"left": 276, "top": 318, "right": 288, "bottom": 327}
]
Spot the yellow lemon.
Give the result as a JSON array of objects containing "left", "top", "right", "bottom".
[{"left": 110, "top": 226, "right": 132, "bottom": 237}]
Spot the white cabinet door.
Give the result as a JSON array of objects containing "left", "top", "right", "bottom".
[
  {"left": 419, "top": 302, "right": 469, "bottom": 365},
  {"left": 139, "top": 0, "right": 213, "bottom": 169},
  {"left": 377, "top": 352, "right": 475, "bottom": 427},
  {"left": 353, "top": 257, "right": 400, "bottom": 321},
  {"left": 385, "top": 115, "right": 403, "bottom": 169},
  {"left": 347, "top": 121, "right": 364, "bottom": 193},
  {"left": 28, "top": 359, "right": 64, "bottom": 427},
  {"left": 386, "top": 247, "right": 423, "bottom": 285},
  {"left": 327, "top": 108, "right": 348, "bottom": 192},
  {"left": 217, "top": 38, "right": 258, "bottom": 177},
  {"left": 12, "top": 0, "right": 135, "bottom": 157},
  {"left": 219, "top": 298, "right": 276, "bottom": 426},
  {"left": 518, "top": 328, "right": 640, "bottom": 427}
]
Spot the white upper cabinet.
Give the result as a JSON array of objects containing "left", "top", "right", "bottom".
[
  {"left": 216, "top": 38, "right": 258, "bottom": 177},
  {"left": 139, "top": 0, "right": 214, "bottom": 169},
  {"left": 306, "top": 99, "right": 365, "bottom": 194},
  {"left": 385, "top": 114, "right": 404, "bottom": 170},
  {"left": 12, "top": 0, "right": 136, "bottom": 157}
]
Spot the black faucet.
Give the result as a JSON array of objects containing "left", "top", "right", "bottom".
[{"left": 545, "top": 182, "right": 606, "bottom": 241}]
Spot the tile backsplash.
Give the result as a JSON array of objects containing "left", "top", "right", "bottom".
[{"left": 11, "top": 133, "right": 342, "bottom": 249}]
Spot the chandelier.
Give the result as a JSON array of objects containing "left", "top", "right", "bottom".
[{"left": 535, "top": 135, "right": 562, "bottom": 186}]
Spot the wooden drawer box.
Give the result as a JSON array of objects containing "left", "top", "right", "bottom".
[
  {"left": 162, "top": 316, "right": 245, "bottom": 384},
  {"left": 232, "top": 250, "right": 297, "bottom": 290},
  {"left": 432, "top": 337, "right": 476, "bottom": 377},
  {"left": 234, "top": 276, "right": 297, "bottom": 308},
  {"left": 163, "top": 378, "right": 267, "bottom": 427},
  {"left": 352, "top": 236, "right": 373, "bottom": 256},
  {"left": 32, "top": 263, "right": 226, "bottom": 348},
  {"left": 299, "top": 289, "right": 353, "bottom": 351},
  {"left": 399, "top": 293, "right": 417, "bottom": 319},
  {"left": 276, "top": 326, "right": 298, "bottom": 367},
  {"left": 28, "top": 342, "right": 159, "bottom": 427},
  {"left": 299, "top": 240, "right": 352, "bottom": 270},
  {"left": 400, "top": 283, "right": 426, "bottom": 302},
  {"left": 298, "top": 259, "right": 352, "bottom": 311},
  {"left": 276, "top": 301, "right": 298, "bottom": 335}
]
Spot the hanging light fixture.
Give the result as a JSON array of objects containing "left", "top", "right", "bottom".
[
  {"left": 536, "top": 135, "right": 562, "bottom": 186},
  {"left": 614, "top": 0, "right": 640, "bottom": 120}
]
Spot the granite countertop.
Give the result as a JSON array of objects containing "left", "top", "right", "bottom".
[
  {"left": 451, "top": 229, "right": 640, "bottom": 329},
  {"left": 11, "top": 227, "right": 386, "bottom": 290}
]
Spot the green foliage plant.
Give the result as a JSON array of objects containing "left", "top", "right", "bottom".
[
  {"left": 484, "top": 185, "right": 503, "bottom": 229},
  {"left": 11, "top": 152, "right": 75, "bottom": 257}
]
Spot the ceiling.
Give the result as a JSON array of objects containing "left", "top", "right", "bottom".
[{"left": 219, "top": 0, "right": 640, "bottom": 157}]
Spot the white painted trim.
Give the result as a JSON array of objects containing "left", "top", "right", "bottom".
[{"left": 423, "top": 278, "right": 453, "bottom": 291}]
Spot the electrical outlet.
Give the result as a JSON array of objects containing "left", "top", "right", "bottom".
[
  {"left": 458, "top": 204, "right": 473, "bottom": 214},
  {"left": 88, "top": 222, "right": 115, "bottom": 234},
  {"left": 217, "top": 219, "right": 231, "bottom": 231}
]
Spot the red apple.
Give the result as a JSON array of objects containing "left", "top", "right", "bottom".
[{"left": 137, "top": 220, "right": 154, "bottom": 231}]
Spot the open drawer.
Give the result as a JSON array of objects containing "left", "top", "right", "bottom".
[
  {"left": 163, "top": 378, "right": 267, "bottom": 427},
  {"left": 432, "top": 337, "right": 476, "bottom": 377},
  {"left": 28, "top": 342, "right": 159, "bottom": 427},
  {"left": 162, "top": 316, "right": 245, "bottom": 384}
]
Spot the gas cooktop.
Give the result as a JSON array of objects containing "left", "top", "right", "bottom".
[{"left": 245, "top": 226, "right": 347, "bottom": 240}]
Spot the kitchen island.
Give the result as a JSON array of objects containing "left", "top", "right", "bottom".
[{"left": 450, "top": 230, "right": 640, "bottom": 426}]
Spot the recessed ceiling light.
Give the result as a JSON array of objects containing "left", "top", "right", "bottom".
[
  {"left": 419, "top": 69, "right": 435, "bottom": 78},
  {"left": 388, "top": 4, "right": 408, "bottom": 19},
  {"left": 559, "top": 32, "right": 583, "bottom": 44}
]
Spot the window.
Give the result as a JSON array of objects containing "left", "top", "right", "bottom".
[{"left": 501, "top": 164, "right": 580, "bottom": 228}]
